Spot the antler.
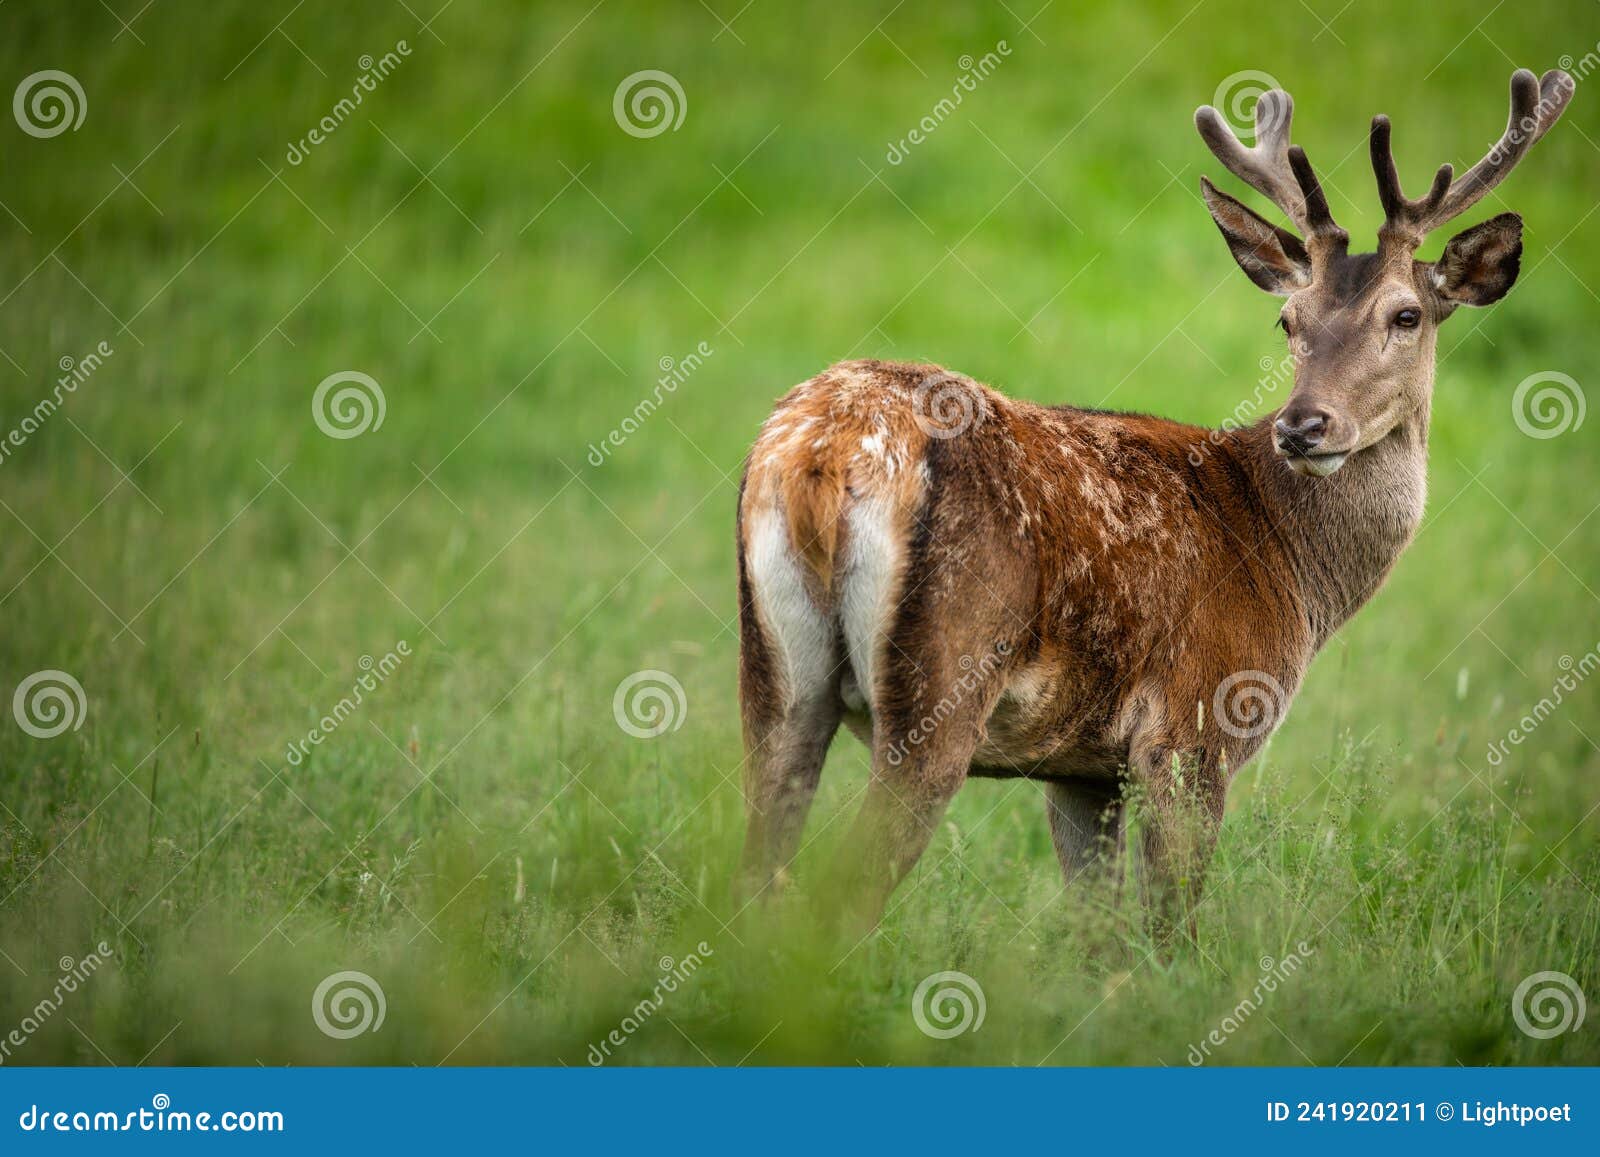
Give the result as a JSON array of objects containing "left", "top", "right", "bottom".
[
  {"left": 1195, "top": 88, "right": 1348, "bottom": 255},
  {"left": 1371, "top": 68, "right": 1575, "bottom": 251}
]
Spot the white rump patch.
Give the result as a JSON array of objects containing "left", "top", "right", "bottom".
[
  {"left": 839, "top": 497, "right": 902, "bottom": 712},
  {"left": 747, "top": 511, "right": 835, "bottom": 706}
]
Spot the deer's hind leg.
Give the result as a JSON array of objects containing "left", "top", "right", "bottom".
[
  {"left": 835, "top": 627, "right": 1008, "bottom": 930},
  {"left": 736, "top": 506, "right": 846, "bottom": 901},
  {"left": 833, "top": 486, "right": 1026, "bottom": 929},
  {"left": 1045, "top": 779, "right": 1125, "bottom": 885}
]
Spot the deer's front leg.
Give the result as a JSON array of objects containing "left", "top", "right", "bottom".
[
  {"left": 1045, "top": 778, "right": 1126, "bottom": 885},
  {"left": 1128, "top": 730, "right": 1227, "bottom": 946}
]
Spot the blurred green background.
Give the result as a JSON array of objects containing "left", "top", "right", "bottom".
[{"left": 1, "top": 0, "right": 1597, "bottom": 1065}]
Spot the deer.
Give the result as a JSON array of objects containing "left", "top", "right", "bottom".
[{"left": 733, "top": 70, "right": 1575, "bottom": 936}]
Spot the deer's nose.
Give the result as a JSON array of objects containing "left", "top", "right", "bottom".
[{"left": 1275, "top": 409, "right": 1329, "bottom": 454}]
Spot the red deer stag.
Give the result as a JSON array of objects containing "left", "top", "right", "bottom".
[{"left": 735, "top": 70, "right": 1574, "bottom": 933}]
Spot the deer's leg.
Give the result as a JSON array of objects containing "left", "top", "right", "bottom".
[
  {"left": 833, "top": 588, "right": 1015, "bottom": 930},
  {"left": 738, "top": 684, "right": 842, "bottom": 900},
  {"left": 834, "top": 692, "right": 994, "bottom": 931},
  {"left": 827, "top": 431, "right": 1027, "bottom": 931},
  {"left": 1128, "top": 732, "right": 1226, "bottom": 945},
  {"left": 1044, "top": 778, "right": 1125, "bottom": 885},
  {"left": 736, "top": 509, "right": 846, "bottom": 901}
]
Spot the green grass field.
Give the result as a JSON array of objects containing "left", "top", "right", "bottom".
[{"left": 2, "top": 0, "right": 1598, "bottom": 1066}]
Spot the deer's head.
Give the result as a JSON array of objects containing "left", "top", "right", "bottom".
[{"left": 1196, "top": 71, "right": 1573, "bottom": 477}]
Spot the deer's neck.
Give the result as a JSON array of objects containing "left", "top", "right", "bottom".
[{"left": 1231, "top": 408, "right": 1429, "bottom": 648}]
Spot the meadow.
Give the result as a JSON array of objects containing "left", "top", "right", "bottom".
[{"left": 1, "top": 0, "right": 1597, "bottom": 1066}]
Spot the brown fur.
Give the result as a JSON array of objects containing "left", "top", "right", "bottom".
[
  {"left": 733, "top": 72, "right": 1572, "bottom": 936},
  {"left": 743, "top": 362, "right": 934, "bottom": 597}
]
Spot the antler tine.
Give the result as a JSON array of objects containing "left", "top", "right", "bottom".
[
  {"left": 1436, "top": 69, "right": 1574, "bottom": 223},
  {"left": 1195, "top": 89, "right": 1314, "bottom": 237},
  {"left": 1369, "top": 114, "right": 1452, "bottom": 248},
  {"left": 1373, "top": 68, "right": 1575, "bottom": 251},
  {"left": 1286, "top": 145, "right": 1348, "bottom": 249}
]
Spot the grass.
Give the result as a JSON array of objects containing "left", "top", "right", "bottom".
[{"left": 1, "top": 0, "right": 1598, "bottom": 1066}]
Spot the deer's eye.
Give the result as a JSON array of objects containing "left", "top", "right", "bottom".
[
  {"left": 1394, "top": 308, "right": 1421, "bottom": 329},
  {"left": 1277, "top": 316, "right": 1293, "bottom": 337}
]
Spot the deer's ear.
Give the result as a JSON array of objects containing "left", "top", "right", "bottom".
[
  {"left": 1201, "top": 177, "right": 1312, "bottom": 296},
  {"left": 1434, "top": 212, "right": 1523, "bottom": 310}
]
